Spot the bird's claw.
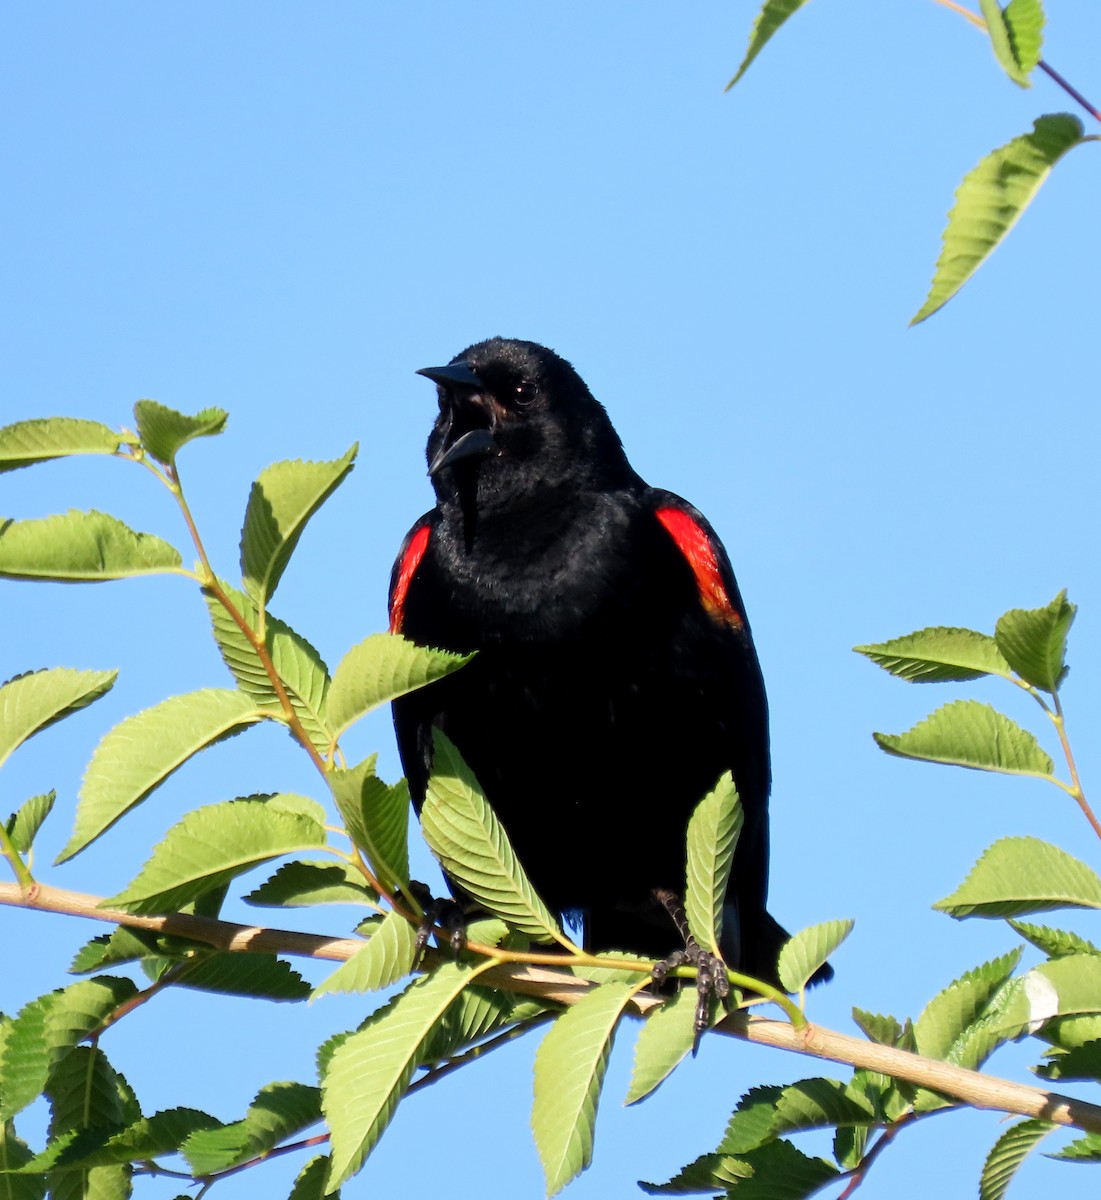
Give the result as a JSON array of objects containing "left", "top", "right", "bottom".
[
  {"left": 652, "top": 941, "right": 731, "bottom": 1044},
  {"left": 404, "top": 882, "right": 467, "bottom": 965}
]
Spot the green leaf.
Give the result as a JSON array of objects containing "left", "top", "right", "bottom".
[
  {"left": 995, "top": 591, "right": 1075, "bottom": 693},
  {"left": 777, "top": 920, "right": 852, "bottom": 994},
  {"left": 167, "top": 953, "right": 310, "bottom": 1002},
  {"left": 0, "top": 1120, "right": 45, "bottom": 1199},
  {"left": 204, "top": 582, "right": 332, "bottom": 755},
  {"left": 106, "top": 796, "right": 327, "bottom": 914},
  {"left": 0, "top": 668, "right": 117, "bottom": 771},
  {"left": 645, "top": 1140, "right": 838, "bottom": 1199},
  {"left": 625, "top": 988, "right": 698, "bottom": 1105},
  {"left": 69, "top": 927, "right": 189, "bottom": 974},
  {"left": 979, "top": 1119, "right": 1055, "bottom": 1200},
  {"left": 60, "top": 688, "right": 265, "bottom": 861},
  {"left": 978, "top": 0, "right": 1030, "bottom": 86},
  {"left": 1034, "top": 1039, "right": 1101, "bottom": 1082},
  {"left": 181, "top": 1082, "right": 320, "bottom": 1175},
  {"left": 44, "top": 1046, "right": 132, "bottom": 1200},
  {"left": 419, "top": 985, "right": 550, "bottom": 1066},
  {"left": 719, "top": 1084, "right": 784, "bottom": 1154},
  {"left": 684, "top": 773, "right": 741, "bottom": 958},
  {"left": 240, "top": 447, "right": 357, "bottom": 608},
  {"left": 0, "top": 418, "right": 125, "bottom": 474},
  {"left": 0, "top": 510, "right": 183, "bottom": 582},
  {"left": 726, "top": 0, "right": 812, "bottom": 90},
  {"left": 1004, "top": 0, "right": 1044, "bottom": 73},
  {"left": 421, "top": 733, "right": 562, "bottom": 943},
  {"left": 311, "top": 912, "right": 418, "bottom": 999},
  {"left": 132, "top": 400, "right": 227, "bottom": 465},
  {"left": 912, "top": 114, "right": 1088, "bottom": 324},
  {"left": 639, "top": 1152, "right": 752, "bottom": 1194},
  {"left": 327, "top": 756, "right": 410, "bottom": 895},
  {"left": 244, "top": 860, "right": 378, "bottom": 908},
  {"left": 854, "top": 627, "right": 1012, "bottom": 683},
  {"left": 935, "top": 837, "right": 1101, "bottom": 919},
  {"left": 289, "top": 1156, "right": 334, "bottom": 1200},
  {"left": 851, "top": 1008, "right": 902, "bottom": 1046},
  {"left": 768, "top": 1077, "right": 876, "bottom": 1138},
  {"left": 532, "top": 981, "right": 635, "bottom": 1196},
  {"left": 1008, "top": 920, "right": 1100, "bottom": 958},
  {"left": 327, "top": 633, "right": 472, "bottom": 740},
  {"left": 322, "top": 963, "right": 482, "bottom": 1189},
  {"left": 7, "top": 791, "right": 55, "bottom": 855},
  {"left": 873, "top": 699, "right": 1054, "bottom": 780},
  {"left": 1031, "top": 954, "right": 1101, "bottom": 1020},
  {"left": 40, "top": 1107, "right": 221, "bottom": 1171},
  {"left": 1049, "top": 1131, "right": 1101, "bottom": 1161},
  {"left": 0, "top": 978, "right": 137, "bottom": 1121}
]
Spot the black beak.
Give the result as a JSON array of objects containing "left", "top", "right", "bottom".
[{"left": 416, "top": 361, "right": 483, "bottom": 390}]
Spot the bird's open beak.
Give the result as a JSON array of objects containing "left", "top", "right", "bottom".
[{"left": 419, "top": 360, "right": 499, "bottom": 476}]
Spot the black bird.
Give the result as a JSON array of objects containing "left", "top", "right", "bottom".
[{"left": 390, "top": 337, "right": 824, "bottom": 988}]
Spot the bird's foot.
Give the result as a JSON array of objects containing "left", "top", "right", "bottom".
[
  {"left": 650, "top": 888, "right": 731, "bottom": 1043},
  {"left": 404, "top": 881, "right": 466, "bottom": 964}
]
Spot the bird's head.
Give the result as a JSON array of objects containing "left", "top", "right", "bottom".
[{"left": 418, "top": 338, "right": 634, "bottom": 508}]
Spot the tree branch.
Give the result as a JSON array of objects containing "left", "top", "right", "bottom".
[{"left": 5, "top": 880, "right": 1101, "bottom": 1137}]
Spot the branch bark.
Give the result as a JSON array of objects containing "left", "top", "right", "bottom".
[{"left": 5, "top": 880, "right": 1101, "bottom": 1136}]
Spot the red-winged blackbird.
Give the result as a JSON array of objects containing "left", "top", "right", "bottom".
[{"left": 390, "top": 337, "right": 826, "bottom": 987}]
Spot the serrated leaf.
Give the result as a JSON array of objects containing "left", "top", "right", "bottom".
[
  {"left": 132, "top": 400, "right": 227, "bottom": 465},
  {"left": 327, "top": 756, "right": 410, "bottom": 895},
  {"left": 181, "top": 1082, "right": 320, "bottom": 1175},
  {"left": 639, "top": 1152, "right": 753, "bottom": 1194},
  {"left": 327, "top": 633, "right": 472, "bottom": 739},
  {"left": 69, "top": 927, "right": 199, "bottom": 974},
  {"left": 719, "top": 1084, "right": 785, "bottom": 1154},
  {"left": 646, "top": 1140, "right": 837, "bottom": 1199},
  {"left": 45, "top": 1046, "right": 132, "bottom": 1200},
  {"left": 7, "top": 791, "right": 56, "bottom": 855},
  {"left": 312, "top": 912, "right": 417, "bottom": 999},
  {"left": 0, "top": 417, "right": 124, "bottom": 473},
  {"left": 995, "top": 591, "right": 1075, "bottom": 693},
  {"left": 419, "top": 985, "right": 549, "bottom": 1066},
  {"left": 873, "top": 699, "right": 1054, "bottom": 780},
  {"left": 625, "top": 988, "right": 698, "bottom": 1105},
  {"left": 726, "top": 0, "right": 812, "bottom": 90},
  {"left": 31, "top": 1107, "right": 221, "bottom": 1171},
  {"left": 978, "top": 0, "right": 1030, "bottom": 85},
  {"left": 1009, "top": 920, "right": 1100, "bottom": 958},
  {"left": 684, "top": 773, "right": 741, "bottom": 957},
  {"left": 289, "top": 1156, "right": 334, "bottom": 1200},
  {"left": 0, "top": 978, "right": 137, "bottom": 1122},
  {"left": 913, "top": 114, "right": 1088, "bottom": 324},
  {"left": 1005, "top": 0, "right": 1044, "bottom": 70},
  {"left": 106, "top": 796, "right": 327, "bottom": 914},
  {"left": 532, "top": 981, "right": 635, "bottom": 1196},
  {"left": 978, "top": 1118, "right": 1055, "bottom": 1200},
  {"left": 60, "top": 688, "right": 265, "bottom": 862},
  {"left": 240, "top": 448, "right": 356, "bottom": 608},
  {"left": 777, "top": 920, "right": 852, "bottom": 994},
  {"left": 169, "top": 953, "right": 310, "bottom": 1002},
  {"left": 204, "top": 582, "right": 332, "bottom": 754},
  {"left": 1049, "top": 1131, "right": 1101, "bottom": 1161},
  {"left": 855, "top": 626, "right": 1012, "bottom": 683},
  {"left": 244, "top": 860, "right": 378, "bottom": 908},
  {"left": 1030, "top": 954, "right": 1101, "bottom": 1021},
  {"left": 851, "top": 1008, "right": 902, "bottom": 1046},
  {"left": 421, "top": 733, "right": 562, "bottom": 943},
  {"left": 1034, "top": 1039, "right": 1101, "bottom": 1082},
  {"left": 936, "top": 837, "right": 1101, "bottom": 919},
  {"left": 0, "top": 668, "right": 117, "bottom": 771},
  {"left": 769, "top": 1077, "right": 877, "bottom": 1138},
  {"left": 912, "top": 951, "right": 1023, "bottom": 1097},
  {"left": 0, "top": 510, "right": 183, "bottom": 581},
  {"left": 0, "top": 1120, "right": 44, "bottom": 1199},
  {"left": 322, "top": 962, "right": 484, "bottom": 1189}
]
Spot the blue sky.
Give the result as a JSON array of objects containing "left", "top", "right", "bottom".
[{"left": 3, "top": 3, "right": 1101, "bottom": 1197}]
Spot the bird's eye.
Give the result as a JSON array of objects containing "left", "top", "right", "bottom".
[{"left": 513, "top": 381, "right": 535, "bottom": 406}]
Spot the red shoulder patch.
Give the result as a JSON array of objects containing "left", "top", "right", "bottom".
[
  {"left": 655, "top": 506, "right": 743, "bottom": 630},
  {"left": 389, "top": 524, "right": 431, "bottom": 634}
]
